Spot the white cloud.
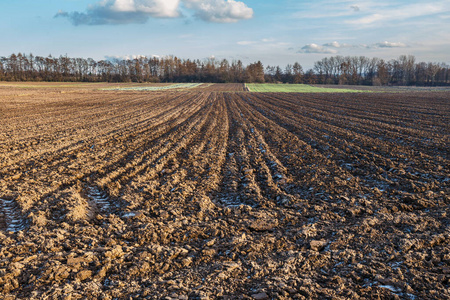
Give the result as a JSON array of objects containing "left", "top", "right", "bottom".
[
  {"left": 324, "top": 41, "right": 341, "bottom": 48},
  {"left": 183, "top": 0, "right": 253, "bottom": 23},
  {"left": 298, "top": 44, "right": 338, "bottom": 54},
  {"left": 111, "top": 0, "right": 136, "bottom": 13},
  {"left": 131, "top": 0, "right": 180, "bottom": 17},
  {"left": 55, "top": 0, "right": 180, "bottom": 25},
  {"left": 56, "top": 0, "right": 252, "bottom": 25},
  {"left": 297, "top": 40, "right": 409, "bottom": 54},
  {"left": 372, "top": 41, "right": 407, "bottom": 48},
  {"left": 323, "top": 41, "right": 408, "bottom": 49},
  {"left": 107, "top": 0, "right": 181, "bottom": 17},
  {"left": 323, "top": 41, "right": 366, "bottom": 49},
  {"left": 323, "top": 41, "right": 356, "bottom": 48}
]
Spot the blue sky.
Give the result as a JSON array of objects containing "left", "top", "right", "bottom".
[{"left": 1, "top": 0, "right": 449, "bottom": 69}]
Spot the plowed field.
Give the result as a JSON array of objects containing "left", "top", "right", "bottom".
[{"left": 0, "top": 83, "right": 449, "bottom": 299}]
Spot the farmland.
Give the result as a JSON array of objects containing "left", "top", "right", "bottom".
[
  {"left": 0, "top": 82, "right": 449, "bottom": 299},
  {"left": 102, "top": 83, "right": 205, "bottom": 91},
  {"left": 246, "top": 83, "right": 366, "bottom": 93}
]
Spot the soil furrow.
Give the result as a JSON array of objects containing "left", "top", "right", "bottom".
[{"left": 245, "top": 94, "right": 448, "bottom": 193}]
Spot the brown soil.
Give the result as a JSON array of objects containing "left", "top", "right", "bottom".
[{"left": 0, "top": 83, "right": 449, "bottom": 299}]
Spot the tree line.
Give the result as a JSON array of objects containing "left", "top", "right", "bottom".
[{"left": 1, "top": 53, "right": 449, "bottom": 86}]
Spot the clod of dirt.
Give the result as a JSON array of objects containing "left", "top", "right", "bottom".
[{"left": 310, "top": 240, "right": 327, "bottom": 251}]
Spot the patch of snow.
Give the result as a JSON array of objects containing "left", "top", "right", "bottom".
[
  {"left": 87, "top": 186, "right": 111, "bottom": 212},
  {"left": 379, "top": 285, "right": 401, "bottom": 293},
  {"left": 1, "top": 198, "right": 26, "bottom": 232}
]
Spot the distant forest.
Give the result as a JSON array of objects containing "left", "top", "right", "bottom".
[{"left": 1, "top": 53, "right": 449, "bottom": 86}]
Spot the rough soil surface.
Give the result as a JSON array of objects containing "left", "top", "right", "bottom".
[{"left": 0, "top": 83, "right": 449, "bottom": 299}]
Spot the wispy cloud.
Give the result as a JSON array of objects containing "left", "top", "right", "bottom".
[
  {"left": 237, "top": 41, "right": 256, "bottom": 45},
  {"left": 237, "top": 38, "right": 290, "bottom": 48},
  {"left": 291, "top": 0, "right": 366, "bottom": 19},
  {"left": 290, "top": 0, "right": 450, "bottom": 32},
  {"left": 55, "top": 0, "right": 253, "bottom": 25},
  {"left": 346, "top": 2, "right": 448, "bottom": 26}
]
